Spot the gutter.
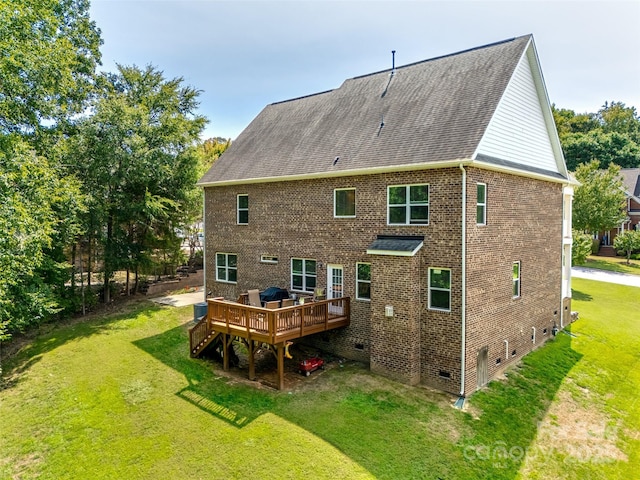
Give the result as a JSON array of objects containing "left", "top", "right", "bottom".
[
  {"left": 456, "top": 163, "right": 467, "bottom": 407},
  {"left": 202, "top": 189, "right": 208, "bottom": 302}
]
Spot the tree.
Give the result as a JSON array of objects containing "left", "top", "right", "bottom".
[
  {"left": 572, "top": 160, "right": 627, "bottom": 235},
  {"left": 0, "top": 0, "right": 102, "bottom": 134},
  {"left": 68, "top": 65, "right": 207, "bottom": 302},
  {"left": 0, "top": 0, "right": 101, "bottom": 339},
  {"left": 571, "top": 230, "right": 593, "bottom": 266},
  {"left": 552, "top": 102, "right": 640, "bottom": 171},
  {"left": 613, "top": 230, "right": 640, "bottom": 265}
]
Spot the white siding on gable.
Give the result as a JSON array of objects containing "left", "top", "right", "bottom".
[{"left": 474, "top": 48, "right": 560, "bottom": 174}]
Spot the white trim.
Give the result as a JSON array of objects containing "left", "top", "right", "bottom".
[
  {"left": 236, "top": 193, "right": 248, "bottom": 225},
  {"left": 387, "top": 183, "right": 429, "bottom": 226},
  {"left": 366, "top": 242, "right": 423, "bottom": 257},
  {"left": 215, "top": 252, "right": 238, "bottom": 284},
  {"left": 512, "top": 261, "right": 521, "bottom": 299},
  {"left": 428, "top": 267, "right": 452, "bottom": 312},
  {"left": 459, "top": 164, "right": 467, "bottom": 397},
  {"left": 334, "top": 187, "right": 356, "bottom": 218},
  {"left": 198, "top": 157, "right": 571, "bottom": 188},
  {"left": 202, "top": 189, "right": 207, "bottom": 301},
  {"left": 476, "top": 182, "right": 487, "bottom": 226},
  {"left": 355, "top": 262, "right": 371, "bottom": 301}
]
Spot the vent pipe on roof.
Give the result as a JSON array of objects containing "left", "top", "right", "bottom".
[{"left": 391, "top": 50, "right": 396, "bottom": 76}]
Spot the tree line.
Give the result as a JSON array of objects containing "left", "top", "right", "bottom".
[
  {"left": 554, "top": 102, "right": 640, "bottom": 264},
  {"left": 1, "top": 0, "right": 227, "bottom": 341}
]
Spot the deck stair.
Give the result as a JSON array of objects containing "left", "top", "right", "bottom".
[{"left": 189, "top": 315, "right": 222, "bottom": 358}]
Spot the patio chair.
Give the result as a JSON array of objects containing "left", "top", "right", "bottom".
[{"left": 248, "top": 289, "right": 261, "bottom": 307}]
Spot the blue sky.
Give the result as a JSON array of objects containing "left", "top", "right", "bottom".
[{"left": 90, "top": 0, "right": 640, "bottom": 140}]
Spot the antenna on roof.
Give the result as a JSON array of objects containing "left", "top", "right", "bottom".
[{"left": 391, "top": 50, "right": 396, "bottom": 76}]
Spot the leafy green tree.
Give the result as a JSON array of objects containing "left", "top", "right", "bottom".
[
  {"left": 552, "top": 103, "right": 640, "bottom": 170},
  {"left": 0, "top": 0, "right": 101, "bottom": 338},
  {"left": 571, "top": 230, "right": 593, "bottom": 266},
  {"left": 69, "top": 65, "right": 207, "bottom": 302},
  {"left": 0, "top": 0, "right": 101, "bottom": 134},
  {"left": 613, "top": 230, "right": 640, "bottom": 265},
  {"left": 572, "top": 160, "right": 627, "bottom": 235}
]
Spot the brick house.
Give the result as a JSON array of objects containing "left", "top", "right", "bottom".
[
  {"left": 600, "top": 168, "right": 640, "bottom": 249},
  {"left": 198, "top": 35, "right": 574, "bottom": 397}
]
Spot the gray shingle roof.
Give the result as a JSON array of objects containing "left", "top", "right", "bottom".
[
  {"left": 199, "top": 36, "right": 532, "bottom": 186},
  {"left": 366, "top": 235, "right": 425, "bottom": 257},
  {"left": 620, "top": 168, "right": 640, "bottom": 198}
]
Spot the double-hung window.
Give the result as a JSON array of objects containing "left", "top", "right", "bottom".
[
  {"left": 477, "top": 183, "right": 487, "bottom": 225},
  {"left": 356, "top": 262, "right": 371, "bottom": 300},
  {"left": 428, "top": 267, "right": 451, "bottom": 311},
  {"left": 216, "top": 253, "right": 237, "bottom": 283},
  {"left": 512, "top": 262, "right": 521, "bottom": 298},
  {"left": 334, "top": 188, "right": 356, "bottom": 218},
  {"left": 237, "top": 194, "right": 248, "bottom": 224},
  {"left": 388, "top": 184, "right": 429, "bottom": 225},
  {"left": 291, "top": 258, "right": 316, "bottom": 292}
]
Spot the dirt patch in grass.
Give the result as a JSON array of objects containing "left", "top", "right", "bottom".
[{"left": 523, "top": 389, "right": 627, "bottom": 470}]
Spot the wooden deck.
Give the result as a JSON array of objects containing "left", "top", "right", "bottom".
[{"left": 189, "top": 297, "right": 350, "bottom": 389}]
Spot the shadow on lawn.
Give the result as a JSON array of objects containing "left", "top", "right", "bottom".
[
  {"left": 0, "top": 301, "right": 163, "bottom": 391},
  {"left": 460, "top": 329, "right": 583, "bottom": 479},
  {"left": 133, "top": 324, "right": 272, "bottom": 428},
  {"left": 572, "top": 288, "right": 593, "bottom": 302}
]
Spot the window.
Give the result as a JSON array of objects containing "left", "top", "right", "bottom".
[
  {"left": 291, "top": 258, "right": 316, "bottom": 292},
  {"left": 512, "top": 261, "right": 521, "bottom": 298},
  {"left": 356, "top": 262, "right": 371, "bottom": 300},
  {"left": 388, "top": 184, "right": 429, "bottom": 225},
  {"left": 334, "top": 188, "right": 356, "bottom": 217},
  {"left": 237, "top": 194, "right": 248, "bottom": 224},
  {"left": 428, "top": 268, "right": 451, "bottom": 311},
  {"left": 216, "top": 253, "right": 237, "bottom": 283},
  {"left": 476, "top": 183, "right": 486, "bottom": 225}
]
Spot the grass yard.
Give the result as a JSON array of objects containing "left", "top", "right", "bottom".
[
  {"left": 582, "top": 255, "right": 640, "bottom": 275},
  {"left": 1, "top": 278, "right": 638, "bottom": 479}
]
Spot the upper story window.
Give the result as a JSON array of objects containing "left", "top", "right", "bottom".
[
  {"left": 388, "top": 184, "right": 429, "bottom": 225},
  {"left": 356, "top": 262, "right": 371, "bottom": 300},
  {"left": 216, "top": 253, "right": 237, "bottom": 283},
  {"left": 237, "top": 194, "right": 248, "bottom": 225},
  {"left": 334, "top": 188, "right": 356, "bottom": 218},
  {"left": 291, "top": 258, "right": 316, "bottom": 292},
  {"left": 428, "top": 267, "right": 451, "bottom": 311},
  {"left": 513, "top": 261, "right": 521, "bottom": 298},
  {"left": 476, "top": 183, "right": 487, "bottom": 225}
]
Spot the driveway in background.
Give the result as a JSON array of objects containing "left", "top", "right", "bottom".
[{"left": 572, "top": 267, "right": 640, "bottom": 288}]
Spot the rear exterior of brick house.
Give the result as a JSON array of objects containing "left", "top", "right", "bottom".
[{"left": 199, "top": 35, "right": 575, "bottom": 396}]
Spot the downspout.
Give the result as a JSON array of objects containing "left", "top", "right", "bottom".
[
  {"left": 456, "top": 164, "right": 467, "bottom": 406},
  {"left": 202, "top": 187, "right": 207, "bottom": 302}
]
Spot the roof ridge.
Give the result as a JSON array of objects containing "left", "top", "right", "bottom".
[
  {"left": 351, "top": 35, "right": 527, "bottom": 80},
  {"left": 270, "top": 88, "right": 335, "bottom": 106}
]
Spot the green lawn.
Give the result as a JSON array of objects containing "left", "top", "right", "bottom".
[
  {"left": 582, "top": 255, "right": 640, "bottom": 275},
  {"left": 1, "top": 278, "right": 638, "bottom": 479}
]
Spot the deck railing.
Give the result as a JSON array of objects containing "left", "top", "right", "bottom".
[{"left": 207, "top": 296, "right": 350, "bottom": 344}]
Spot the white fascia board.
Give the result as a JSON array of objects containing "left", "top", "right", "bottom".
[
  {"left": 366, "top": 242, "right": 424, "bottom": 257},
  {"left": 197, "top": 159, "right": 472, "bottom": 188}
]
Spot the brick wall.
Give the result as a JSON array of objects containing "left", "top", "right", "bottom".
[
  {"left": 203, "top": 166, "right": 565, "bottom": 395},
  {"left": 463, "top": 168, "right": 563, "bottom": 396}
]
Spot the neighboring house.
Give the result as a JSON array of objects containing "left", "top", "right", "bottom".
[
  {"left": 597, "top": 168, "right": 640, "bottom": 250},
  {"left": 197, "top": 35, "right": 575, "bottom": 397}
]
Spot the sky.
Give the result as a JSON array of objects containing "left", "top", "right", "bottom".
[{"left": 90, "top": 0, "right": 640, "bottom": 141}]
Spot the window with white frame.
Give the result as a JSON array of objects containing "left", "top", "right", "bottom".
[
  {"left": 428, "top": 267, "right": 451, "bottom": 311},
  {"left": 334, "top": 188, "right": 356, "bottom": 217},
  {"left": 291, "top": 258, "right": 317, "bottom": 292},
  {"left": 477, "top": 183, "right": 487, "bottom": 225},
  {"left": 216, "top": 253, "right": 237, "bottom": 283},
  {"left": 388, "top": 184, "right": 429, "bottom": 225},
  {"left": 512, "top": 262, "right": 521, "bottom": 298},
  {"left": 356, "top": 262, "right": 371, "bottom": 300},
  {"left": 237, "top": 194, "right": 248, "bottom": 224}
]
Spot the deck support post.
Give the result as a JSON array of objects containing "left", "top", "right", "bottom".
[
  {"left": 247, "top": 340, "right": 256, "bottom": 381},
  {"left": 277, "top": 342, "right": 285, "bottom": 390},
  {"left": 222, "top": 334, "right": 231, "bottom": 371}
]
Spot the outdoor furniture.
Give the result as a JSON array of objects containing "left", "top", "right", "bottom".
[
  {"left": 314, "top": 288, "right": 326, "bottom": 301},
  {"left": 265, "top": 300, "right": 280, "bottom": 309},
  {"left": 281, "top": 298, "right": 294, "bottom": 307},
  {"left": 248, "top": 289, "right": 261, "bottom": 307}
]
